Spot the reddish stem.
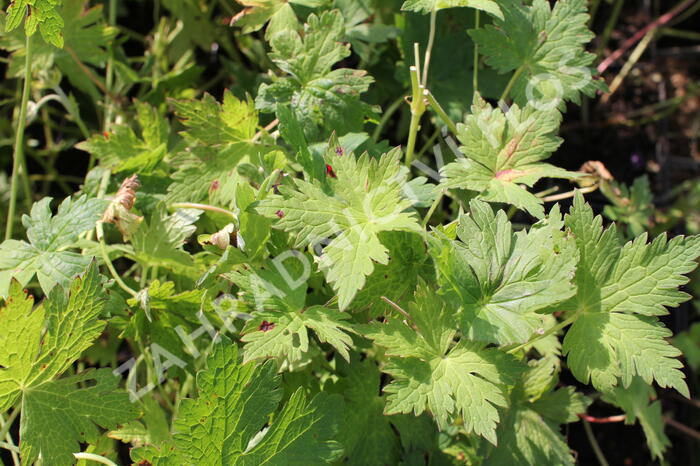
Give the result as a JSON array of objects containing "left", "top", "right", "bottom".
[
  {"left": 597, "top": 0, "right": 696, "bottom": 74},
  {"left": 578, "top": 413, "right": 626, "bottom": 424}
]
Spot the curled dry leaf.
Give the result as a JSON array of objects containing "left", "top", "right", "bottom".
[{"left": 102, "top": 174, "right": 144, "bottom": 240}]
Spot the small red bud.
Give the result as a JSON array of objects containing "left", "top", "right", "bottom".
[{"left": 326, "top": 164, "right": 337, "bottom": 178}]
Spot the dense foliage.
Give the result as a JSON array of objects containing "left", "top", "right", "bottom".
[{"left": 1, "top": 0, "right": 699, "bottom": 464}]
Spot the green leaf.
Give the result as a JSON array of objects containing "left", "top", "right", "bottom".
[
  {"left": 4, "top": 0, "right": 118, "bottom": 100},
  {"left": 0, "top": 265, "right": 137, "bottom": 465},
  {"left": 483, "top": 387, "right": 588, "bottom": 465},
  {"left": 440, "top": 94, "right": 574, "bottom": 218},
  {"left": 329, "top": 358, "right": 400, "bottom": 465},
  {"left": 123, "top": 280, "right": 204, "bottom": 370},
  {"left": 603, "top": 377, "right": 670, "bottom": 460},
  {"left": 5, "top": 0, "right": 64, "bottom": 48},
  {"left": 132, "top": 337, "right": 343, "bottom": 464},
  {"left": 432, "top": 200, "right": 577, "bottom": 345},
  {"left": 351, "top": 231, "right": 430, "bottom": 316},
  {"left": 364, "top": 283, "right": 522, "bottom": 443},
  {"left": 256, "top": 10, "right": 376, "bottom": 140},
  {"left": 257, "top": 147, "right": 421, "bottom": 310},
  {"left": 20, "top": 369, "right": 138, "bottom": 466},
  {"left": 77, "top": 101, "right": 169, "bottom": 174},
  {"left": 227, "top": 256, "right": 355, "bottom": 364},
  {"left": 132, "top": 205, "right": 201, "bottom": 269},
  {"left": 561, "top": 192, "right": 700, "bottom": 395},
  {"left": 401, "top": 0, "right": 503, "bottom": 19},
  {"left": 165, "top": 92, "right": 279, "bottom": 202},
  {"left": 232, "top": 0, "right": 321, "bottom": 39},
  {"left": 0, "top": 195, "right": 107, "bottom": 296},
  {"left": 469, "top": 0, "right": 606, "bottom": 106},
  {"left": 170, "top": 90, "right": 258, "bottom": 146},
  {"left": 603, "top": 176, "right": 654, "bottom": 237}
]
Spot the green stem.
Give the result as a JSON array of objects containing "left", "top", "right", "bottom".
[
  {"left": 583, "top": 419, "right": 610, "bottom": 466},
  {"left": 170, "top": 202, "right": 236, "bottom": 218},
  {"left": 372, "top": 94, "right": 405, "bottom": 143},
  {"left": 596, "top": 0, "right": 624, "bottom": 58},
  {"left": 473, "top": 10, "right": 480, "bottom": 91},
  {"left": 421, "top": 9, "right": 438, "bottom": 86},
  {"left": 0, "top": 408, "right": 20, "bottom": 448},
  {"left": 499, "top": 66, "right": 524, "bottom": 103},
  {"left": 0, "top": 442, "right": 19, "bottom": 453},
  {"left": 424, "top": 88, "right": 458, "bottom": 134},
  {"left": 507, "top": 312, "right": 580, "bottom": 354},
  {"left": 406, "top": 110, "right": 422, "bottom": 168},
  {"left": 405, "top": 65, "right": 426, "bottom": 167},
  {"left": 97, "top": 221, "right": 138, "bottom": 297},
  {"left": 422, "top": 190, "right": 444, "bottom": 228},
  {"left": 589, "top": 0, "right": 601, "bottom": 26},
  {"left": 6, "top": 29, "right": 34, "bottom": 241},
  {"left": 73, "top": 452, "right": 119, "bottom": 466}
]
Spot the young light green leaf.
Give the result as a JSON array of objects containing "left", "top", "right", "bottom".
[
  {"left": 0, "top": 263, "right": 106, "bottom": 411},
  {"left": 469, "top": 0, "right": 606, "bottom": 106},
  {"left": 131, "top": 338, "right": 343, "bottom": 464},
  {"left": 257, "top": 147, "right": 421, "bottom": 310},
  {"left": 5, "top": 0, "right": 64, "bottom": 48},
  {"left": 561, "top": 192, "right": 700, "bottom": 396},
  {"left": 364, "top": 283, "right": 522, "bottom": 443},
  {"left": 432, "top": 200, "right": 577, "bottom": 345},
  {"left": 440, "top": 94, "right": 574, "bottom": 218},
  {"left": 0, "top": 195, "right": 107, "bottom": 296},
  {"left": 401, "top": 0, "right": 503, "bottom": 19},
  {"left": 603, "top": 176, "right": 654, "bottom": 237},
  {"left": 0, "top": 265, "right": 136, "bottom": 465},
  {"left": 256, "top": 10, "right": 376, "bottom": 140}
]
